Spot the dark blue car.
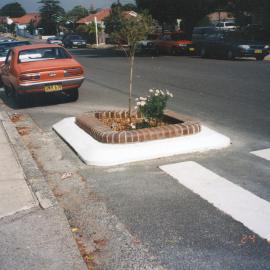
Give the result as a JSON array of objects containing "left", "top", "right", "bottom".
[{"left": 195, "top": 31, "right": 270, "bottom": 60}]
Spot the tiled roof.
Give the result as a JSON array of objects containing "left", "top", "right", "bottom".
[
  {"left": 77, "top": 8, "right": 111, "bottom": 24},
  {"left": 11, "top": 13, "right": 41, "bottom": 25},
  {"left": 207, "top": 11, "right": 234, "bottom": 21}
]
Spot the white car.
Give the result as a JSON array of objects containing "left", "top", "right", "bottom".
[{"left": 215, "top": 22, "right": 238, "bottom": 31}]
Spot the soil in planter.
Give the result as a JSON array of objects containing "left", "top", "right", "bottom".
[{"left": 99, "top": 115, "right": 181, "bottom": 132}]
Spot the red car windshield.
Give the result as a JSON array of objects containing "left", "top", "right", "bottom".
[{"left": 18, "top": 47, "right": 71, "bottom": 63}]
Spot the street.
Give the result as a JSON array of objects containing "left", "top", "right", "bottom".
[{"left": 1, "top": 48, "right": 270, "bottom": 269}]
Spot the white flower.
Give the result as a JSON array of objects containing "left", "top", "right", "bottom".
[
  {"left": 169, "top": 93, "right": 173, "bottom": 98},
  {"left": 155, "top": 89, "right": 160, "bottom": 94},
  {"left": 160, "top": 90, "right": 165, "bottom": 95},
  {"left": 130, "top": 123, "right": 136, "bottom": 129},
  {"left": 149, "top": 89, "right": 154, "bottom": 93},
  {"left": 140, "top": 101, "right": 146, "bottom": 106},
  {"left": 134, "top": 106, "right": 138, "bottom": 109},
  {"left": 155, "top": 93, "right": 159, "bottom": 96},
  {"left": 135, "top": 98, "right": 139, "bottom": 101},
  {"left": 137, "top": 101, "right": 141, "bottom": 106}
]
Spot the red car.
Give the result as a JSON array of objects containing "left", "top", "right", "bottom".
[
  {"left": 0, "top": 44, "right": 84, "bottom": 106},
  {"left": 155, "top": 32, "right": 193, "bottom": 55}
]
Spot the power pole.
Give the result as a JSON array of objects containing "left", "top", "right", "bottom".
[{"left": 94, "top": 16, "right": 99, "bottom": 47}]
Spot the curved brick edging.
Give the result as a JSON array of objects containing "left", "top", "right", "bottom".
[{"left": 75, "top": 110, "right": 201, "bottom": 144}]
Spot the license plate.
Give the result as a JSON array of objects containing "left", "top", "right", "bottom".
[
  {"left": 255, "top": 49, "right": 262, "bottom": 54},
  {"left": 44, "top": 84, "right": 62, "bottom": 92},
  {"left": 189, "top": 48, "right": 195, "bottom": 52}
]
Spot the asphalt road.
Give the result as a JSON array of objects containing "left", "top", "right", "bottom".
[{"left": 1, "top": 48, "right": 270, "bottom": 269}]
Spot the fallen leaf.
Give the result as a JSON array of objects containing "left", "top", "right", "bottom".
[
  {"left": 71, "top": 227, "right": 79, "bottom": 233},
  {"left": 61, "top": 172, "right": 73, "bottom": 180}
]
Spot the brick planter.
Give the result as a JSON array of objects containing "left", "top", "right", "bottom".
[{"left": 75, "top": 110, "right": 201, "bottom": 144}]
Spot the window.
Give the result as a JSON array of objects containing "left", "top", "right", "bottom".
[
  {"left": 224, "top": 23, "right": 236, "bottom": 27},
  {"left": 69, "top": 35, "right": 82, "bottom": 40},
  {"left": 0, "top": 47, "right": 9, "bottom": 58},
  {"left": 18, "top": 47, "right": 71, "bottom": 63},
  {"left": 5, "top": 50, "right": 13, "bottom": 65}
]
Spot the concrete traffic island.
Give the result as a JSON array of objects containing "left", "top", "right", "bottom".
[{"left": 53, "top": 110, "right": 231, "bottom": 166}]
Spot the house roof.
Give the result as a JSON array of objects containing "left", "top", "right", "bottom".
[
  {"left": 122, "top": 11, "right": 138, "bottom": 19},
  {"left": 77, "top": 8, "right": 111, "bottom": 24},
  {"left": 11, "top": 13, "right": 41, "bottom": 25},
  {"left": 207, "top": 11, "right": 234, "bottom": 22}
]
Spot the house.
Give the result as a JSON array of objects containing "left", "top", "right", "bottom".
[
  {"left": 11, "top": 13, "right": 41, "bottom": 30},
  {"left": 207, "top": 11, "right": 235, "bottom": 24},
  {"left": 76, "top": 8, "right": 112, "bottom": 44},
  {"left": 77, "top": 8, "right": 111, "bottom": 25}
]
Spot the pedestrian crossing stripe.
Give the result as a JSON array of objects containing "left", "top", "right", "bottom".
[
  {"left": 251, "top": 148, "right": 270, "bottom": 161},
  {"left": 160, "top": 161, "right": 270, "bottom": 240}
]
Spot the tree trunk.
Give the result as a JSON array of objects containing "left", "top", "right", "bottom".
[{"left": 129, "top": 54, "right": 135, "bottom": 118}]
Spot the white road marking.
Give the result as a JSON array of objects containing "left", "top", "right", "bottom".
[
  {"left": 251, "top": 148, "right": 270, "bottom": 161},
  {"left": 160, "top": 161, "right": 270, "bottom": 240}
]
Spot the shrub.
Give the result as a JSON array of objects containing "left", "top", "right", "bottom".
[{"left": 135, "top": 89, "right": 173, "bottom": 125}]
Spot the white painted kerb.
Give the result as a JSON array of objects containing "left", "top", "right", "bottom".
[{"left": 53, "top": 117, "right": 231, "bottom": 166}]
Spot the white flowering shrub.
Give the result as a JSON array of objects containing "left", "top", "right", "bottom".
[{"left": 135, "top": 89, "right": 173, "bottom": 124}]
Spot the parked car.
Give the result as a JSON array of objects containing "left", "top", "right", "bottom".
[
  {"left": 155, "top": 32, "right": 193, "bottom": 55},
  {"left": 0, "top": 38, "right": 15, "bottom": 43},
  {"left": 196, "top": 30, "right": 270, "bottom": 60},
  {"left": 136, "top": 33, "right": 161, "bottom": 55},
  {"left": 192, "top": 26, "right": 218, "bottom": 43},
  {"left": 0, "top": 44, "right": 84, "bottom": 106},
  {"left": 215, "top": 21, "right": 238, "bottom": 31},
  {"left": 63, "top": 35, "right": 87, "bottom": 48},
  {"left": 0, "top": 40, "right": 31, "bottom": 64},
  {"left": 47, "top": 36, "right": 63, "bottom": 46}
]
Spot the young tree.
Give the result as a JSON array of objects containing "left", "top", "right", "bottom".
[
  {"left": 38, "top": 0, "right": 65, "bottom": 35},
  {"left": 0, "top": 2, "right": 26, "bottom": 17},
  {"left": 105, "top": 6, "right": 154, "bottom": 116}
]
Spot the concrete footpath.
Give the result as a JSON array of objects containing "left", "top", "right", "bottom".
[{"left": 0, "top": 112, "right": 87, "bottom": 270}]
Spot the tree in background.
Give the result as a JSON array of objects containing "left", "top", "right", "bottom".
[
  {"left": 26, "top": 19, "right": 36, "bottom": 35},
  {"left": 136, "top": 0, "right": 226, "bottom": 34},
  {"left": 65, "top": 5, "right": 89, "bottom": 30},
  {"left": 89, "top": 4, "right": 97, "bottom": 14},
  {"left": 136, "top": 0, "right": 270, "bottom": 36},
  {"left": 38, "top": 0, "right": 65, "bottom": 35},
  {"left": 104, "top": 4, "right": 154, "bottom": 117},
  {"left": 121, "top": 3, "right": 137, "bottom": 11},
  {"left": 76, "top": 22, "right": 101, "bottom": 43},
  {"left": 0, "top": 2, "right": 26, "bottom": 17},
  {"left": 67, "top": 5, "right": 89, "bottom": 22}
]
